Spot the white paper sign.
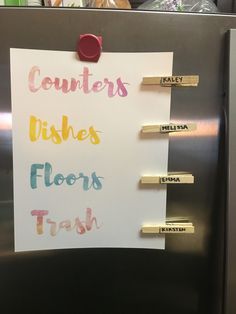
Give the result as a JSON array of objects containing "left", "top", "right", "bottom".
[{"left": 10, "top": 48, "right": 173, "bottom": 252}]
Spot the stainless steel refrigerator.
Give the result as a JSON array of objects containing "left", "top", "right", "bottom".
[{"left": 0, "top": 7, "right": 236, "bottom": 314}]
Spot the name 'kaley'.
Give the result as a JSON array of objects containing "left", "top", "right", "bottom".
[{"left": 161, "top": 76, "right": 183, "bottom": 84}]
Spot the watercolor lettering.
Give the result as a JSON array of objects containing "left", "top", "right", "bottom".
[
  {"left": 28, "top": 66, "right": 129, "bottom": 97},
  {"left": 30, "top": 162, "right": 103, "bottom": 190},
  {"left": 29, "top": 115, "right": 100, "bottom": 145},
  {"left": 30, "top": 210, "right": 49, "bottom": 235},
  {"left": 31, "top": 208, "right": 100, "bottom": 236}
]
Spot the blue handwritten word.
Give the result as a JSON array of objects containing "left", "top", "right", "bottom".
[{"left": 30, "top": 162, "right": 103, "bottom": 190}]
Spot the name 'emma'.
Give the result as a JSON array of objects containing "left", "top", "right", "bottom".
[{"left": 28, "top": 66, "right": 129, "bottom": 97}]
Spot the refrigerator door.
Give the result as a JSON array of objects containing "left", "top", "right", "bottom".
[
  {"left": 226, "top": 28, "right": 236, "bottom": 314},
  {"left": 217, "top": 0, "right": 234, "bottom": 12},
  {"left": 0, "top": 8, "right": 235, "bottom": 314}
]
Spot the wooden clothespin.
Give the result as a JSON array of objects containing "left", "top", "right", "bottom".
[
  {"left": 141, "top": 172, "right": 194, "bottom": 184},
  {"left": 142, "top": 75, "right": 199, "bottom": 87},
  {"left": 142, "top": 123, "right": 197, "bottom": 134},
  {"left": 141, "top": 218, "right": 195, "bottom": 234}
]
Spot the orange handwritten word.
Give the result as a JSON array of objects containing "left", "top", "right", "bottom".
[{"left": 31, "top": 208, "right": 100, "bottom": 236}]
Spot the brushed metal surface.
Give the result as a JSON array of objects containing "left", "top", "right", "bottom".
[
  {"left": 217, "top": 0, "right": 234, "bottom": 12},
  {"left": 226, "top": 29, "right": 236, "bottom": 314},
  {"left": 0, "top": 8, "right": 235, "bottom": 314}
]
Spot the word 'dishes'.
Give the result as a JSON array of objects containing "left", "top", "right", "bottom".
[
  {"left": 31, "top": 208, "right": 100, "bottom": 236},
  {"left": 28, "top": 66, "right": 129, "bottom": 97},
  {"left": 30, "top": 162, "right": 104, "bottom": 190},
  {"left": 29, "top": 115, "right": 100, "bottom": 145}
]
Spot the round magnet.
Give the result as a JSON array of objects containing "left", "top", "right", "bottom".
[{"left": 77, "top": 34, "right": 102, "bottom": 62}]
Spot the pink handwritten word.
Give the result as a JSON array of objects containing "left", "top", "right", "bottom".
[
  {"left": 31, "top": 208, "right": 100, "bottom": 236},
  {"left": 28, "top": 66, "right": 129, "bottom": 98}
]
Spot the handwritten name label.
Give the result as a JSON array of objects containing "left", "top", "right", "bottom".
[
  {"left": 142, "top": 123, "right": 197, "bottom": 134},
  {"left": 142, "top": 75, "right": 199, "bottom": 87},
  {"left": 160, "top": 123, "right": 196, "bottom": 133},
  {"left": 142, "top": 225, "right": 195, "bottom": 234},
  {"left": 161, "top": 76, "right": 183, "bottom": 84},
  {"left": 141, "top": 174, "right": 194, "bottom": 184},
  {"left": 160, "top": 177, "right": 180, "bottom": 183},
  {"left": 160, "top": 227, "right": 186, "bottom": 233},
  {"left": 161, "top": 75, "right": 199, "bottom": 86},
  {"left": 160, "top": 175, "right": 194, "bottom": 184},
  {"left": 160, "top": 226, "right": 194, "bottom": 233}
]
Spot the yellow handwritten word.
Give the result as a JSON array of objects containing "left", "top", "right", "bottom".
[{"left": 29, "top": 115, "right": 101, "bottom": 144}]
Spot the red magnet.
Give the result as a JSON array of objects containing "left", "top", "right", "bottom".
[{"left": 77, "top": 34, "right": 102, "bottom": 62}]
